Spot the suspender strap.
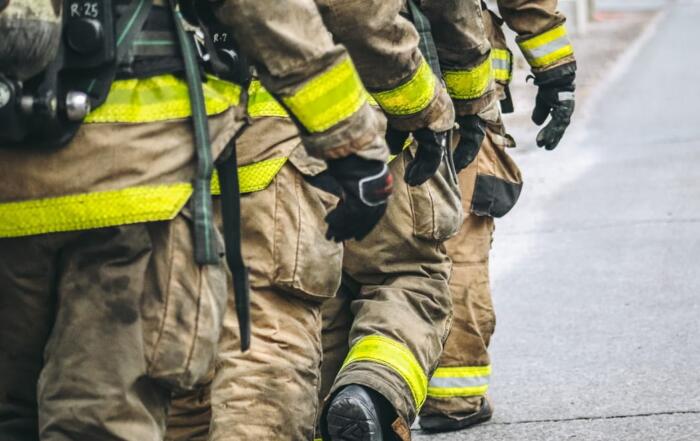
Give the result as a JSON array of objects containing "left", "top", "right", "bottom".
[
  {"left": 217, "top": 142, "right": 252, "bottom": 352},
  {"left": 169, "top": 0, "right": 219, "bottom": 265},
  {"left": 406, "top": 0, "right": 442, "bottom": 78}
]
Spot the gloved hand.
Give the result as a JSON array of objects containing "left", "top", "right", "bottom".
[
  {"left": 385, "top": 127, "right": 447, "bottom": 187},
  {"left": 453, "top": 114, "right": 486, "bottom": 171},
  {"left": 324, "top": 154, "right": 393, "bottom": 242},
  {"left": 532, "top": 63, "right": 576, "bottom": 150}
]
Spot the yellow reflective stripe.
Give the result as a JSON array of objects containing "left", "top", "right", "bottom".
[
  {"left": 518, "top": 24, "right": 574, "bottom": 68},
  {"left": 492, "top": 49, "right": 512, "bottom": 83},
  {"left": 371, "top": 59, "right": 436, "bottom": 116},
  {"left": 282, "top": 57, "right": 367, "bottom": 133},
  {"left": 211, "top": 157, "right": 288, "bottom": 195},
  {"left": 427, "top": 365, "right": 492, "bottom": 398},
  {"left": 443, "top": 56, "right": 492, "bottom": 100},
  {"left": 247, "top": 80, "right": 288, "bottom": 118},
  {"left": 85, "top": 75, "right": 241, "bottom": 124},
  {"left": 366, "top": 92, "right": 379, "bottom": 108},
  {"left": 341, "top": 335, "right": 428, "bottom": 409},
  {"left": 0, "top": 184, "right": 192, "bottom": 238}
]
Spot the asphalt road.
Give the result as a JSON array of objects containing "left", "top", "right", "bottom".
[{"left": 415, "top": 1, "right": 700, "bottom": 440}]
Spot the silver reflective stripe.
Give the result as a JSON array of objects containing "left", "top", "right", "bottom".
[
  {"left": 558, "top": 91, "right": 575, "bottom": 101},
  {"left": 492, "top": 58, "right": 510, "bottom": 71},
  {"left": 525, "top": 35, "right": 571, "bottom": 61},
  {"left": 428, "top": 375, "right": 490, "bottom": 389}
]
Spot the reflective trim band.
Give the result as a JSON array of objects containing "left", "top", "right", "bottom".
[
  {"left": 0, "top": 184, "right": 192, "bottom": 238},
  {"left": 443, "top": 56, "right": 492, "bottom": 101},
  {"left": 282, "top": 57, "right": 367, "bottom": 133},
  {"left": 427, "top": 365, "right": 492, "bottom": 398},
  {"left": 518, "top": 24, "right": 574, "bottom": 68},
  {"left": 247, "top": 80, "right": 288, "bottom": 118},
  {"left": 492, "top": 48, "right": 512, "bottom": 83},
  {"left": 366, "top": 92, "right": 379, "bottom": 108},
  {"left": 211, "top": 157, "right": 288, "bottom": 195},
  {"left": 371, "top": 59, "right": 436, "bottom": 116},
  {"left": 85, "top": 74, "right": 242, "bottom": 123},
  {"left": 341, "top": 335, "right": 428, "bottom": 409}
]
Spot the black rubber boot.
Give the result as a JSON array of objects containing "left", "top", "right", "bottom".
[
  {"left": 419, "top": 397, "right": 493, "bottom": 433},
  {"left": 325, "top": 385, "right": 388, "bottom": 441}
]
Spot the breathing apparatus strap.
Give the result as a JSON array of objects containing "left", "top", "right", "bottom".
[
  {"left": 169, "top": 0, "right": 218, "bottom": 266},
  {"left": 169, "top": 0, "right": 251, "bottom": 351}
]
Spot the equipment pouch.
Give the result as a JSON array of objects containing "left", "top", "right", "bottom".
[
  {"left": 467, "top": 125, "right": 523, "bottom": 218},
  {"left": 406, "top": 135, "right": 464, "bottom": 242}
]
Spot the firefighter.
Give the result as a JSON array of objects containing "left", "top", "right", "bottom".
[
  {"left": 166, "top": 0, "right": 457, "bottom": 439},
  {"left": 0, "top": 0, "right": 394, "bottom": 439},
  {"left": 418, "top": 0, "right": 577, "bottom": 432}
]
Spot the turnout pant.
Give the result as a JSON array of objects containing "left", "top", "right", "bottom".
[
  {"left": 421, "top": 123, "right": 522, "bottom": 421},
  {"left": 166, "top": 117, "right": 344, "bottom": 441},
  {"left": 319, "top": 145, "right": 462, "bottom": 440},
  {"left": 0, "top": 214, "right": 227, "bottom": 441}
]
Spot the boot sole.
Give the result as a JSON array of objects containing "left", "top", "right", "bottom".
[{"left": 326, "top": 396, "right": 383, "bottom": 441}]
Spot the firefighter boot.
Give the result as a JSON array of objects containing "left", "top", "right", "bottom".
[
  {"left": 325, "top": 385, "right": 396, "bottom": 441},
  {"left": 420, "top": 397, "right": 493, "bottom": 433}
]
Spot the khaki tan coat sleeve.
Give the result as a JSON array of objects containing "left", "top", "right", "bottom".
[
  {"left": 315, "top": 0, "right": 455, "bottom": 132},
  {"left": 215, "top": 0, "right": 387, "bottom": 161}
]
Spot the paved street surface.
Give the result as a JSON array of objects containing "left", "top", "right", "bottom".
[{"left": 415, "top": 1, "right": 700, "bottom": 439}]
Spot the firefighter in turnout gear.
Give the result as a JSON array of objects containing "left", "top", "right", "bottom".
[
  {"left": 418, "top": 0, "right": 577, "bottom": 433},
  {"left": 0, "top": 0, "right": 395, "bottom": 438},
  {"left": 166, "top": 0, "right": 457, "bottom": 439}
]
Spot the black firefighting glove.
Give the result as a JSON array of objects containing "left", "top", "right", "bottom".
[
  {"left": 385, "top": 127, "right": 447, "bottom": 186},
  {"left": 453, "top": 114, "right": 486, "bottom": 171},
  {"left": 532, "top": 63, "right": 576, "bottom": 150},
  {"left": 324, "top": 154, "right": 393, "bottom": 242}
]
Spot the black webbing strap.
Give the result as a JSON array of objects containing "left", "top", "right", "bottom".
[
  {"left": 216, "top": 142, "right": 251, "bottom": 352},
  {"left": 169, "top": 0, "right": 219, "bottom": 265},
  {"left": 406, "top": 0, "right": 442, "bottom": 78},
  {"left": 84, "top": 0, "right": 154, "bottom": 107}
]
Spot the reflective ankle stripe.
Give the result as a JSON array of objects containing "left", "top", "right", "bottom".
[
  {"left": 518, "top": 24, "right": 574, "bottom": 69},
  {"left": 427, "top": 365, "right": 492, "bottom": 398},
  {"left": 371, "top": 58, "right": 436, "bottom": 116},
  {"left": 0, "top": 183, "right": 192, "bottom": 238},
  {"left": 84, "top": 74, "right": 241, "bottom": 123},
  {"left": 492, "top": 48, "right": 513, "bottom": 84},
  {"left": 281, "top": 57, "right": 367, "bottom": 133},
  {"left": 443, "top": 56, "right": 492, "bottom": 101},
  {"left": 211, "top": 157, "right": 288, "bottom": 195},
  {"left": 341, "top": 335, "right": 428, "bottom": 410}
]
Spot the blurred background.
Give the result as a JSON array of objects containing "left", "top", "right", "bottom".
[{"left": 417, "top": 0, "right": 700, "bottom": 439}]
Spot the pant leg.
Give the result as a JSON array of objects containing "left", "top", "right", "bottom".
[
  {"left": 421, "top": 213, "right": 495, "bottom": 420},
  {"left": 421, "top": 122, "right": 518, "bottom": 420},
  {"left": 36, "top": 211, "right": 227, "bottom": 441},
  {"left": 322, "top": 147, "right": 462, "bottom": 439},
  {"left": 0, "top": 235, "right": 63, "bottom": 441},
  {"left": 205, "top": 158, "right": 343, "bottom": 441}
]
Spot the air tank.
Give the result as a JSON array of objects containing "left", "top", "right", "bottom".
[{"left": 0, "top": 0, "right": 62, "bottom": 80}]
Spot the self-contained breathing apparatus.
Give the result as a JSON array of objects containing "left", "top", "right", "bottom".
[{"left": 0, "top": 0, "right": 252, "bottom": 350}]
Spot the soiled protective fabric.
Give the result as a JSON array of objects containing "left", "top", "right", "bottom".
[
  {"left": 166, "top": 115, "right": 344, "bottom": 441},
  {"left": 0, "top": 213, "right": 227, "bottom": 441},
  {"left": 421, "top": 123, "right": 519, "bottom": 421},
  {"left": 314, "top": 0, "right": 454, "bottom": 133},
  {"left": 319, "top": 145, "right": 462, "bottom": 440}
]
